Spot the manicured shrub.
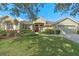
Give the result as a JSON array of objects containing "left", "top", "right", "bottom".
[
  {"left": 42, "top": 29, "right": 61, "bottom": 34},
  {"left": 20, "top": 29, "right": 34, "bottom": 34},
  {"left": 42, "top": 29, "right": 54, "bottom": 34},
  {"left": 0, "top": 30, "right": 7, "bottom": 36},
  {"left": 0, "top": 30, "right": 7, "bottom": 39},
  {"left": 77, "top": 30, "right": 79, "bottom": 34},
  {"left": 7, "top": 30, "right": 16, "bottom": 37},
  {"left": 17, "top": 29, "right": 38, "bottom": 37},
  {"left": 55, "top": 29, "right": 61, "bottom": 34}
]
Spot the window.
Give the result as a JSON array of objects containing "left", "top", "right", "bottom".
[
  {"left": 22, "top": 24, "right": 30, "bottom": 30},
  {"left": 25, "top": 25, "right": 30, "bottom": 29},
  {"left": 6, "top": 23, "right": 13, "bottom": 30}
]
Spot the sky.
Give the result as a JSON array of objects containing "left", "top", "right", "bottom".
[{"left": 0, "top": 3, "right": 79, "bottom": 22}]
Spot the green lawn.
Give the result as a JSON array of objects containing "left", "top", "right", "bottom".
[{"left": 0, "top": 35, "right": 79, "bottom": 56}]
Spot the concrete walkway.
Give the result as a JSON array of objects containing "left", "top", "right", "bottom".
[{"left": 63, "top": 34, "right": 79, "bottom": 43}]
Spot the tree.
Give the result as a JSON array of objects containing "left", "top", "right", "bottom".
[
  {"left": 0, "top": 3, "right": 44, "bottom": 21},
  {"left": 54, "top": 3, "right": 79, "bottom": 17}
]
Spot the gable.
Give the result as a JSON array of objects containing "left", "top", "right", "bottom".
[
  {"left": 33, "top": 17, "right": 46, "bottom": 24},
  {"left": 0, "top": 16, "right": 14, "bottom": 23},
  {"left": 57, "top": 18, "right": 78, "bottom": 26}
]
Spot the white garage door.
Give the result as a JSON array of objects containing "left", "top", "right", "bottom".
[
  {"left": 58, "top": 25, "right": 76, "bottom": 34},
  {"left": 58, "top": 25, "right": 76, "bottom": 29}
]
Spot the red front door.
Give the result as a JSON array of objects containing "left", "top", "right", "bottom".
[{"left": 35, "top": 26, "right": 39, "bottom": 32}]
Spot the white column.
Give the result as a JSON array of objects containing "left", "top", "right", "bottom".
[
  {"left": 5, "top": 24, "right": 7, "bottom": 30},
  {"left": 13, "top": 24, "right": 16, "bottom": 30},
  {"left": 30, "top": 25, "right": 33, "bottom": 30}
]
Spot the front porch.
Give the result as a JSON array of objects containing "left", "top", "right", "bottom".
[
  {"left": 3, "top": 19, "right": 20, "bottom": 31},
  {"left": 33, "top": 23, "right": 44, "bottom": 32}
]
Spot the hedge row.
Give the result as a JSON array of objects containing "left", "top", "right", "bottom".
[
  {"left": 42, "top": 29, "right": 61, "bottom": 34},
  {"left": 17, "top": 29, "right": 38, "bottom": 37}
]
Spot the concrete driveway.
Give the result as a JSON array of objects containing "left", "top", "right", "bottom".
[
  {"left": 59, "top": 27, "right": 79, "bottom": 43},
  {"left": 64, "top": 34, "right": 79, "bottom": 43}
]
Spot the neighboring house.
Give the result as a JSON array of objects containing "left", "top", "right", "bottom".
[
  {"left": 0, "top": 16, "right": 20, "bottom": 31},
  {"left": 0, "top": 16, "right": 79, "bottom": 33}
]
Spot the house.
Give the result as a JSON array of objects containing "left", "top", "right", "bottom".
[
  {"left": 0, "top": 16, "right": 79, "bottom": 33},
  {"left": 55, "top": 18, "right": 79, "bottom": 34},
  {"left": 18, "top": 17, "right": 54, "bottom": 32},
  {"left": 33, "top": 17, "right": 54, "bottom": 32},
  {"left": 0, "top": 16, "right": 20, "bottom": 31}
]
